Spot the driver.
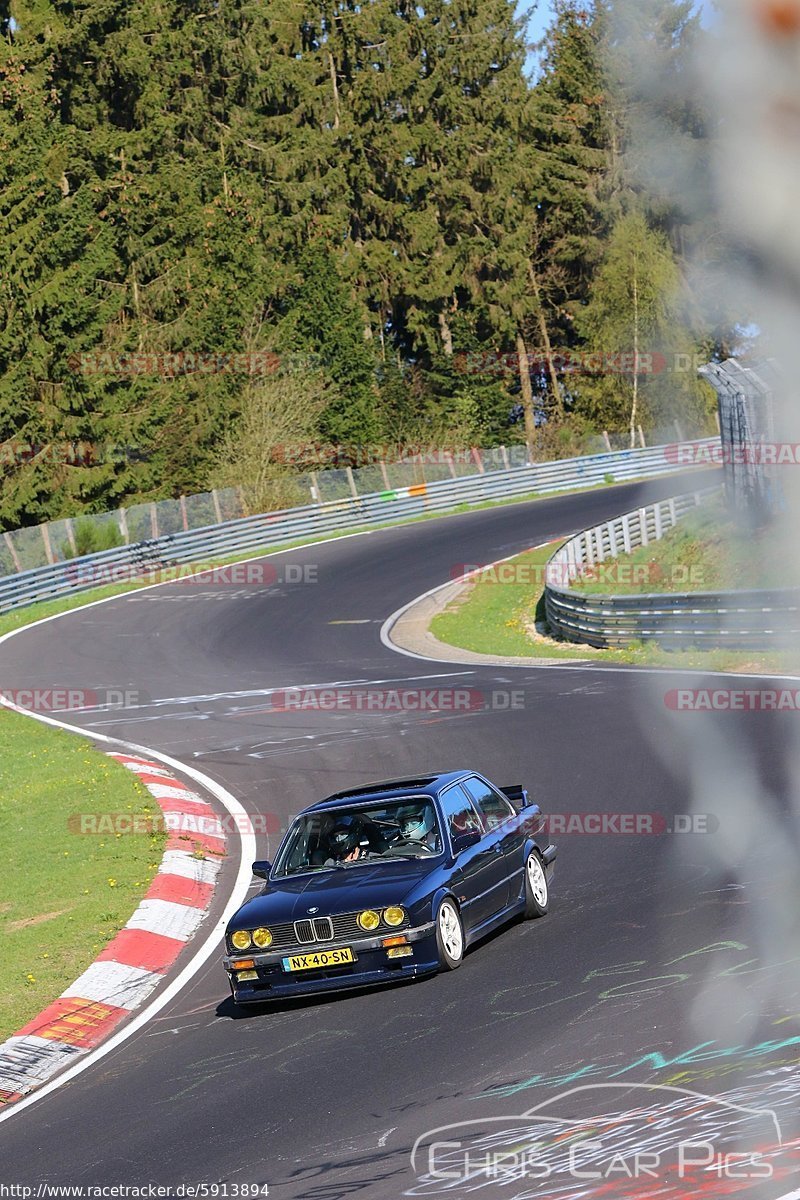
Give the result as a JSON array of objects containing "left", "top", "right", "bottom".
[
  {"left": 325, "top": 813, "right": 388, "bottom": 863},
  {"left": 397, "top": 803, "right": 439, "bottom": 852}
]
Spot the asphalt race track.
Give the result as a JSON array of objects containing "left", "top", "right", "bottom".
[{"left": 3, "top": 471, "right": 800, "bottom": 1200}]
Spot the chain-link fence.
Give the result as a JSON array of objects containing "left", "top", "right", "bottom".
[{"left": 0, "top": 428, "right": 711, "bottom": 578}]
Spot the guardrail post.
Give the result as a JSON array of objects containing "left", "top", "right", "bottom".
[
  {"left": 179, "top": 495, "right": 189, "bottom": 532},
  {"left": 609, "top": 519, "right": 619, "bottom": 557},
  {"left": 638, "top": 425, "right": 646, "bottom": 448},
  {"left": 602, "top": 431, "right": 612, "bottom": 452},
  {"left": 471, "top": 448, "right": 485, "bottom": 474},
  {"left": 639, "top": 508, "right": 649, "bottom": 547},
  {"left": 654, "top": 503, "right": 663, "bottom": 540},
  {"left": 668, "top": 497, "right": 676, "bottom": 526},
  {"left": 150, "top": 503, "right": 159, "bottom": 539},
  {"left": 345, "top": 466, "right": 359, "bottom": 500},
  {"left": 622, "top": 512, "right": 632, "bottom": 554},
  {"left": 3, "top": 531, "right": 22, "bottom": 573},
  {"left": 118, "top": 508, "right": 129, "bottom": 544},
  {"left": 500, "top": 445, "right": 510, "bottom": 471},
  {"left": 567, "top": 540, "right": 577, "bottom": 580}
]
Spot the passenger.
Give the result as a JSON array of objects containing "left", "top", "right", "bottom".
[{"left": 397, "top": 804, "right": 439, "bottom": 852}]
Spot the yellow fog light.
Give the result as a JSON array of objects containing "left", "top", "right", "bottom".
[
  {"left": 358, "top": 909, "right": 381, "bottom": 931},
  {"left": 252, "top": 927, "right": 273, "bottom": 949},
  {"left": 231, "top": 930, "right": 252, "bottom": 950},
  {"left": 387, "top": 946, "right": 413, "bottom": 959},
  {"left": 383, "top": 906, "right": 406, "bottom": 927},
  {"left": 236, "top": 969, "right": 259, "bottom": 981}
]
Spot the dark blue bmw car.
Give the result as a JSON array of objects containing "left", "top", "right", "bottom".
[{"left": 222, "top": 770, "right": 557, "bottom": 1004}]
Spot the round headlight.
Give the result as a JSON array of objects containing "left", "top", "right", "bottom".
[
  {"left": 252, "top": 927, "right": 273, "bottom": 949},
  {"left": 231, "top": 929, "right": 252, "bottom": 950},
  {"left": 383, "top": 906, "right": 406, "bottom": 927},
  {"left": 358, "top": 909, "right": 381, "bottom": 931}
]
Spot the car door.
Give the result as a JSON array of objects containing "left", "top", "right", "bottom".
[
  {"left": 439, "top": 782, "right": 509, "bottom": 929},
  {"left": 461, "top": 775, "right": 525, "bottom": 911}
]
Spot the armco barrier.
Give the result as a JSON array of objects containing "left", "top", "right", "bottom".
[
  {"left": 545, "top": 487, "right": 800, "bottom": 650},
  {"left": 0, "top": 440, "right": 717, "bottom": 616}
]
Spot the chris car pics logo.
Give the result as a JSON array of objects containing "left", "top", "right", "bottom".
[{"left": 409, "top": 1083, "right": 782, "bottom": 1193}]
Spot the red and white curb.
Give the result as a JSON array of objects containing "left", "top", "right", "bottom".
[{"left": 0, "top": 753, "right": 226, "bottom": 1107}]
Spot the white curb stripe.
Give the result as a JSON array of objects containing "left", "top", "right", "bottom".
[
  {"left": 124, "top": 898, "right": 206, "bottom": 943},
  {"left": 139, "top": 783, "right": 214, "bottom": 807},
  {"left": 158, "top": 851, "right": 221, "bottom": 884},
  {"left": 61, "top": 962, "right": 162, "bottom": 1010},
  {"left": 0, "top": 1037, "right": 82, "bottom": 1095}
]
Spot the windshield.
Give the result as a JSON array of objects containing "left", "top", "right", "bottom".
[{"left": 273, "top": 798, "right": 443, "bottom": 876}]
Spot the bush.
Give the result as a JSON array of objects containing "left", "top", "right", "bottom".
[{"left": 63, "top": 519, "right": 124, "bottom": 559}]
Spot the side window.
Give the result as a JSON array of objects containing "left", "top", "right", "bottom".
[
  {"left": 462, "top": 777, "right": 515, "bottom": 832},
  {"left": 439, "top": 784, "right": 484, "bottom": 843}
]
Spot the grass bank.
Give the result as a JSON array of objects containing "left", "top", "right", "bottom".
[
  {"left": 430, "top": 542, "right": 797, "bottom": 675},
  {"left": 0, "top": 709, "right": 166, "bottom": 1041}
]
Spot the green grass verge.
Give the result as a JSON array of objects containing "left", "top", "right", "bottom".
[
  {"left": 570, "top": 494, "right": 785, "bottom": 596},
  {"left": 0, "top": 708, "right": 166, "bottom": 1042},
  {"left": 430, "top": 542, "right": 800, "bottom": 674}
]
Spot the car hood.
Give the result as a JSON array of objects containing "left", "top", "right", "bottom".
[{"left": 229, "top": 859, "right": 435, "bottom": 928}]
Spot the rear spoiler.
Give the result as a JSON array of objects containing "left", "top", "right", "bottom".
[{"left": 501, "top": 784, "right": 532, "bottom": 811}]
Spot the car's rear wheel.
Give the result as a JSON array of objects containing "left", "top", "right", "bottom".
[
  {"left": 436, "top": 898, "right": 464, "bottom": 969},
  {"left": 524, "top": 849, "right": 549, "bottom": 918}
]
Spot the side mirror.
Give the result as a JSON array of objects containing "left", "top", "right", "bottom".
[
  {"left": 252, "top": 860, "right": 272, "bottom": 879},
  {"left": 452, "top": 830, "right": 481, "bottom": 854}
]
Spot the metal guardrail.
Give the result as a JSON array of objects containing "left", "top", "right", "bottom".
[
  {"left": 0, "top": 440, "right": 717, "bottom": 616},
  {"left": 545, "top": 487, "right": 800, "bottom": 650}
]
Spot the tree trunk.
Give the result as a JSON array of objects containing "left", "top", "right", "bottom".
[
  {"left": 528, "top": 262, "right": 565, "bottom": 418},
  {"left": 630, "top": 254, "right": 639, "bottom": 450},
  {"left": 439, "top": 310, "right": 453, "bottom": 357},
  {"left": 516, "top": 331, "right": 537, "bottom": 460},
  {"left": 328, "top": 53, "right": 340, "bottom": 130}
]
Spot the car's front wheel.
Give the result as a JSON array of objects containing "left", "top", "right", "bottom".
[
  {"left": 524, "top": 849, "right": 549, "bottom": 918},
  {"left": 436, "top": 897, "right": 464, "bottom": 969}
]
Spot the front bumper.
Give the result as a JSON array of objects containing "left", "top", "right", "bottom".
[{"left": 223, "top": 921, "right": 439, "bottom": 1003}]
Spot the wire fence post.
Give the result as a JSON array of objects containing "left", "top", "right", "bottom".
[
  {"left": 65, "top": 518, "right": 78, "bottom": 557},
  {"left": 41, "top": 523, "right": 55, "bottom": 565},
  {"left": 3, "top": 532, "right": 22, "bottom": 573}
]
